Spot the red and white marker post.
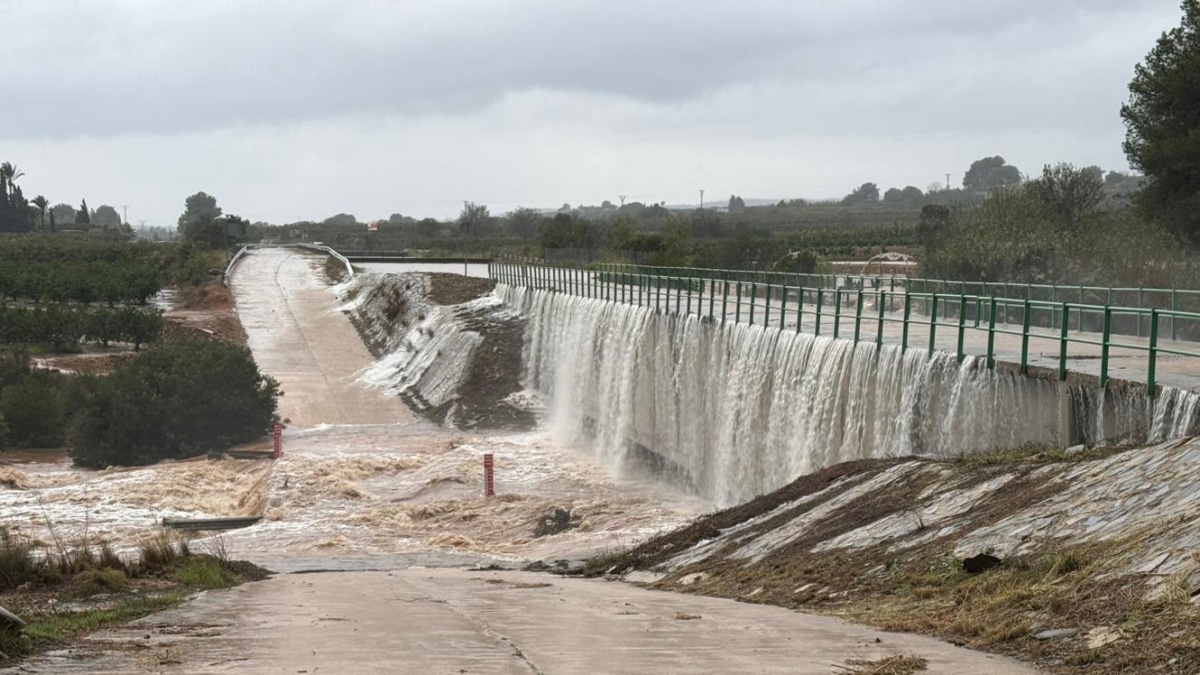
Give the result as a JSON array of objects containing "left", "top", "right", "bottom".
[
  {"left": 483, "top": 454, "right": 495, "bottom": 498},
  {"left": 272, "top": 423, "right": 282, "bottom": 459}
]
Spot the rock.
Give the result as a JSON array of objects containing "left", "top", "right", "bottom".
[
  {"left": 1086, "top": 626, "right": 1121, "bottom": 649},
  {"left": 961, "top": 553, "right": 1002, "bottom": 574},
  {"left": 1065, "top": 444, "right": 1087, "bottom": 456},
  {"left": 1033, "top": 628, "right": 1079, "bottom": 641},
  {"left": 0, "top": 605, "right": 25, "bottom": 629},
  {"left": 678, "top": 572, "right": 708, "bottom": 586}
]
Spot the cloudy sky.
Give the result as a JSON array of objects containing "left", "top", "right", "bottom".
[{"left": 1, "top": 0, "right": 1183, "bottom": 225}]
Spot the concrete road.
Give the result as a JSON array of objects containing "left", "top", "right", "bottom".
[
  {"left": 230, "top": 248, "right": 413, "bottom": 428},
  {"left": 9, "top": 569, "right": 1038, "bottom": 674}
]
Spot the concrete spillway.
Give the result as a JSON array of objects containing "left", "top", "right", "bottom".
[{"left": 500, "top": 285, "right": 1200, "bottom": 506}]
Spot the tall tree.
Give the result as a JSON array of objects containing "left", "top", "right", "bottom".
[
  {"left": 1026, "top": 164, "right": 1106, "bottom": 231},
  {"left": 177, "top": 192, "right": 224, "bottom": 248},
  {"left": 93, "top": 204, "right": 122, "bottom": 231},
  {"left": 963, "top": 156, "right": 1022, "bottom": 193},
  {"left": 76, "top": 199, "right": 91, "bottom": 227},
  {"left": 458, "top": 201, "right": 490, "bottom": 236},
  {"left": 0, "top": 162, "right": 24, "bottom": 197},
  {"left": 30, "top": 195, "right": 48, "bottom": 232},
  {"left": 841, "top": 182, "right": 880, "bottom": 206},
  {"left": 1122, "top": 0, "right": 1200, "bottom": 244}
]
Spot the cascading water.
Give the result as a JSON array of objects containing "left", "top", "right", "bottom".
[{"left": 500, "top": 285, "right": 1200, "bottom": 506}]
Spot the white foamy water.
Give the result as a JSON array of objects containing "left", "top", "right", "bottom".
[{"left": 500, "top": 285, "right": 1200, "bottom": 506}]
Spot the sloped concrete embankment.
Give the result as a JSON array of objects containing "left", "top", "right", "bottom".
[
  {"left": 594, "top": 438, "right": 1200, "bottom": 673},
  {"left": 337, "top": 272, "right": 534, "bottom": 430}
]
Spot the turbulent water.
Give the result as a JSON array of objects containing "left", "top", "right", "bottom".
[{"left": 500, "top": 285, "right": 1200, "bottom": 506}]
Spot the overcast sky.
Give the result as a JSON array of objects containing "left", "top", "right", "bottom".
[{"left": 0, "top": 0, "right": 1183, "bottom": 225}]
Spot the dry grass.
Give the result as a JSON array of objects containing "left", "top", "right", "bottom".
[{"left": 836, "top": 655, "right": 928, "bottom": 674}]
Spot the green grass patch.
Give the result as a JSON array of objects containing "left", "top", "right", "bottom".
[
  {"left": 0, "top": 593, "right": 181, "bottom": 659},
  {"left": 173, "top": 557, "right": 238, "bottom": 589}
]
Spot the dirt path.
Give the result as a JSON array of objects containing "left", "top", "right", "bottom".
[
  {"left": 5, "top": 569, "right": 1038, "bottom": 674},
  {"left": 229, "top": 248, "right": 413, "bottom": 428}
]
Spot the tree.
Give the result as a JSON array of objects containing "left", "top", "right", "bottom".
[
  {"left": 1026, "top": 163, "right": 1106, "bottom": 230},
  {"left": 1122, "top": 0, "right": 1200, "bottom": 244},
  {"left": 416, "top": 218, "right": 441, "bottom": 238},
  {"left": 30, "top": 196, "right": 48, "bottom": 232},
  {"left": 322, "top": 213, "right": 357, "bottom": 227},
  {"left": 75, "top": 199, "right": 91, "bottom": 227},
  {"left": 841, "top": 182, "right": 880, "bottom": 206},
  {"left": 728, "top": 195, "right": 746, "bottom": 212},
  {"left": 93, "top": 204, "right": 122, "bottom": 231},
  {"left": 177, "top": 192, "right": 223, "bottom": 248},
  {"left": 506, "top": 207, "right": 541, "bottom": 239},
  {"left": 917, "top": 204, "right": 952, "bottom": 251},
  {"left": 0, "top": 376, "right": 65, "bottom": 448},
  {"left": 51, "top": 203, "right": 76, "bottom": 226},
  {"left": 963, "top": 156, "right": 1022, "bottom": 193},
  {"left": 0, "top": 162, "right": 24, "bottom": 198},
  {"left": 458, "top": 201, "right": 490, "bottom": 236},
  {"left": 70, "top": 340, "right": 279, "bottom": 468}
]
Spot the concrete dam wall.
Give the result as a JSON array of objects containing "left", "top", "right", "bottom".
[{"left": 499, "top": 285, "right": 1200, "bottom": 506}]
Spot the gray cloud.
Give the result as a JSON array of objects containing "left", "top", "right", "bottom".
[{"left": 2, "top": 0, "right": 1179, "bottom": 138}]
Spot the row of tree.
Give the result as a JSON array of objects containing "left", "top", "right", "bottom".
[
  {"left": 0, "top": 305, "right": 163, "bottom": 351},
  {"left": 0, "top": 261, "right": 161, "bottom": 304},
  {"left": 0, "top": 162, "right": 129, "bottom": 234}
]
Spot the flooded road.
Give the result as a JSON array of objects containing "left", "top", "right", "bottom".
[{"left": 0, "top": 247, "right": 1038, "bottom": 674}]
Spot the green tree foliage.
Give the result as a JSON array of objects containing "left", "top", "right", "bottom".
[
  {"left": 93, "top": 204, "right": 122, "bottom": 231},
  {"left": 841, "top": 182, "right": 880, "bottom": 206},
  {"left": 322, "top": 213, "right": 357, "bottom": 227},
  {"left": 50, "top": 202, "right": 76, "bottom": 226},
  {"left": 0, "top": 162, "right": 32, "bottom": 233},
  {"left": 1025, "top": 163, "right": 1106, "bottom": 231},
  {"left": 917, "top": 204, "right": 952, "bottom": 251},
  {"left": 70, "top": 340, "right": 280, "bottom": 468},
  {"left": 0, "top": 376, "right": 66, "bottom": 448},
  {"left": 177, "top": 192, "right": 224, "bottom": 248},
  {"left": 728, "top": 195, "right": 746, "bottom": 212},
  {"left": 0, "top": 260, "right": 160, "bottom": 304},
  {"left": 963, "top": 156, "right": 1022, "bottom": 193},
  {"left": 458, "top": 202, "right": 491, "bottom": 236},
  {"left": 883, "top": 186, "right": 925, "bottom": 208},
  {"left": 30, "top": 196, "right": 48, "bottom": 232},
  {"left": 506, "top": 207, "right": 542, "bottom": 239},
  {"left": 75, "top": 199, "right": 91, "bottom": 227},
  {"left": 0, "top": 305, "right": 163, "bottom": 350},
  {"left": 1122, "top": 0, "right": 1200, "bottom": 244}
]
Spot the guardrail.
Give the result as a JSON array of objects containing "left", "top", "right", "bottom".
[
  {"left": 222, "top": 245, "right": 253, "bottom": 284},
  {"left": 490, "top": 261, "right": 1200, "bottom": 396},
  {"left": 593, "top": 263, "right": 1200, "bottom": 343},
  {"left": 294, "top": 243, "right": 355, "bottom": 280}
]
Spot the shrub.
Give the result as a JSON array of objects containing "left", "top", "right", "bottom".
[
  {"left": 70, "top": 568, "right": 129, "bottom": 596},
  {"left": 0, "top": 375, "right": 66, "bottom": 448},
  {"left": 69, "top": 339, "right": 279, "bottom": 467},
  {"left": 173, "top": 557, "right": 238, "bottom": 589}
]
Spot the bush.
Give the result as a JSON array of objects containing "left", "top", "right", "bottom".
[
  {"left": 69, "top": 340, "right": 279, "bottom": 468},
  {"left": 0, "top": 375, "right": 66, "bottom": 448}
]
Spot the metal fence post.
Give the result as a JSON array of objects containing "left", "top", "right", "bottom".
[
  {"left": 749, "top": 283, "right": 757, "bottom": 325},
  {"left": 1149, "top": 308, "right": 1159, "bottom": 397},
  {"left": 1101, "top": 306, "right": 1112, "bottom": 388},
  {"left": 1171, "top": 290, "right": 1178, "bottom": 341},
  {"left": 1021, "top": 299, "right": 1031, "bottom": 374},
  {"left": 854, "top": 288, "right": 864, "bottom": 343},
  {"left": 986, "top": 298, "right": 998, "bottom": 369},
  {"left": 779, "top": 284, "right": 787, "bottom": 332},
  {"left": 735, "top": 281, "right": 742, "bottom": 323},
  {"left": 764, "top": 284, "right": 772, "bottom": 328},
  {"left": 902, "top": 292, "right": 911, "bottom": 352},
  {"left": 877, "top": 290, "right": 886, "bottom": 347},
  {"left": 722, "top": 280, "right": 729, "bottom": 323},
  {"left": 928, "top": 295, "right": 939, "bottom": 358},
  {"left": 1059, "top": 303, "right": 1069, "bottom": 381},
  {"left": 815, "top": 290, "right": 823, "bottom": 336},
  {"left": 956, "top": 295, "right": 967, "bottom": 363}
]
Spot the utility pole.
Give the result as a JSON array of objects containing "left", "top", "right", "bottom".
[
  {"left": 120, "top": 204, "right": 130, "bottom": 226},
  {"left": 618, "top": 195, "right": 626, "bottom": 207},
  {"left": 945, "top": 174, "right": 951, "bottom": 190},
  {"left": 699, "top": 189, "right": 705, "bottom": 209}
]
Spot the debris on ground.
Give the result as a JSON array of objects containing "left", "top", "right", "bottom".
[
  {"left": 534, "top": 508, "right": 581, "bottom": 537},
  {"left": 835, "top": 654, "right": 928, "bottom": 674}
]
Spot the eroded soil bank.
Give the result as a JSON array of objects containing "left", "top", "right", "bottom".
[{"left": 588, "top": 440, "right": 1200, "bottom": 673}]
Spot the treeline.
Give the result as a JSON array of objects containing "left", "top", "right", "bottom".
[
  {"left": 0, "top": 305, "right": 163, "bottom": 351},
  {"left": 0, "top": 260, "right": 160, "bottom": 304},
  {"left": 0, "top": 236, "right": 168, "bottom": 264}
]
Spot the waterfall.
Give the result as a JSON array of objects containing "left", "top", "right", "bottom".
[{"left": 501, "top": 285, "right": 1200, "bottom": 506}]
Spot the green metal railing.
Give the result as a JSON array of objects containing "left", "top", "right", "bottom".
[
  {"left": 490, "top": 261, "right": 1200, "bottom": 397},
  {"left": 590, "top": 263, "right": 1200, "bottom": 343}
]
